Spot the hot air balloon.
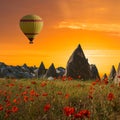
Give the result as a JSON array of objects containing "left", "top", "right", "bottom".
[{"left": 19, "top": 14, "right": 43, "bottom": 44}]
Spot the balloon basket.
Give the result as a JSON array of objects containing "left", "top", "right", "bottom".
[{"left": 29, "top": 41, "right": 33, "bottom": 44}]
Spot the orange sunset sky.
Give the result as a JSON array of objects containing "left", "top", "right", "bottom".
[{"left": 0, "top": 0, "right": 120, "bottom": 76}]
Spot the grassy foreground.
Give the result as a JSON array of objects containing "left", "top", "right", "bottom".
[{"left": 0, "top": 78, "right": 120, "bottom": 120}]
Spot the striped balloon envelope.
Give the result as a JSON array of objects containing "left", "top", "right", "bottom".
[{"left": 19, "top": 14, "right": 43, "bottom": 44}]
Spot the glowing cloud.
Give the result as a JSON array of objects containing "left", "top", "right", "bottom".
[{"left": 57, "top": 21, "right": 120, "bottom": 36}]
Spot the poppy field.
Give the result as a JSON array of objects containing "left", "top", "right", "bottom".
[{"left": 0, "top": 78, "right": 120, "bottom": 120}]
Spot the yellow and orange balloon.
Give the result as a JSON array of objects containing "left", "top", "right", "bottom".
[{"left": 19, "top": 14, "right": 43, "bottom": 44}]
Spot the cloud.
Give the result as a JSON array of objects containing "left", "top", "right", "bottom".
[{"left": 56, "top": 21, "right": 120, "bottom": 36}]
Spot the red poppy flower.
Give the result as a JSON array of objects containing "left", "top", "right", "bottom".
[
  {"left": 13, "top": 98, "right": 20, "bottom": 104},
  {"left": 41, "top": 82, "right": 47, "bottom": 87},
  {"left": 44, "top": 103, "right": 51, "bottom": 112},
  {"left": 5, "top": 109, "right": 12, "bottom": 118},
  {"left": 42, "top": 93, "right": 48, "bottom": 96},
  {"left": 35, "top": 93, "right": 39, "bottom": 97},
  {"left": 81, "top": 110, "right": 90, "bottom": 118},
  {"left": 92, "top": 82, "right": 97, "bottom": 86},
  {"left": 74, "top": 112, "right": 83, "bottom": 118},
  {"left": 68, "top": 76, "right": 73, "bottom": 80},
  {"left": 104, "top": 80, "right": 108, "bottom": 85},
  {"left": 62, "top": 76, "right": 67, "bottom": 81},
  {"left": 30, "top": 90, "right": 36, "bottom": 96},
  {"left": 65, "top": 94, "right": 70, "bottom": 99},
  {"left": 22, "top": 91, "right": 28, "bottom": 96},
  {"left": 74, "top": 110, "right": 90, "bottom": 119},
  {"left": 6, "top": 101, "right": 11, "bottom": 107},
  {"left": 0, "top": 104, "right": 3, "bottom": 111},
  {"left": 9, "top": 83, "right": 15, "bottom": 87},
  {"left": 95, "top": 79, "right": 100, "bottom": 82},
  {"left": 13, "top": 99, "right": 17, "bottom": 103},
  {"left": 23, "top": 96, "right": 29, "bottom": 102},
  {"left": 63, "top": 106, "right": 75, "bottom": 116},
  {"left": 107, "top": 93, "right": 115, "bottom": 101},
  {"left": 12, "top": 106, "right": 18, "bottom": 113},
  {"left": 57, "top": 91, "right": 62, "bottom": 95},
  {"left": 31, "top": 81, "right": 36, "bottom": 84}
]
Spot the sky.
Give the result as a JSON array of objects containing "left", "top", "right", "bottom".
[{"left": 0, "top": 0, "right": 120, "bottom": 76}]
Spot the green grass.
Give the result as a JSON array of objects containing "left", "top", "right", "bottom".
[{"left": 0, "top": 78, "right": 120, "bottom": 120}]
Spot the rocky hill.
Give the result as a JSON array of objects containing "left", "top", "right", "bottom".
[{"left": 0, "top": 44, "right": 101, "bottom": 80}]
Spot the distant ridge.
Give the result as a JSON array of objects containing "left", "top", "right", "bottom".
[{"left": 1, "top": 44, "right": 118, "bottom": 81}]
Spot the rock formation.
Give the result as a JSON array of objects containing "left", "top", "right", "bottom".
[
  {"left": 0, "top": 62, "right": 34, "bottom": 79},
  {"left": 56, "top": 67, "right": 65, "bottom": 77},
  {"left": 108, "top": 65, "right": 116, "bottom": 81},
  {"left": 64, "top": 44, "right": 91, "bottom": 79},
  {"left": 114, "top": 63, "right": 120, "bottom": 84},
  {"left": 90, "top": 64, "right": 100, "bottom": 80},
  {"left": 37, "top": 62, "right": 46, "bottom": 78},
  {"left": 44, "top": 63, "right": 57, "bottom": 78},
  {"left": 101, "top": 73, "right": 108, "bottom": 80}
]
